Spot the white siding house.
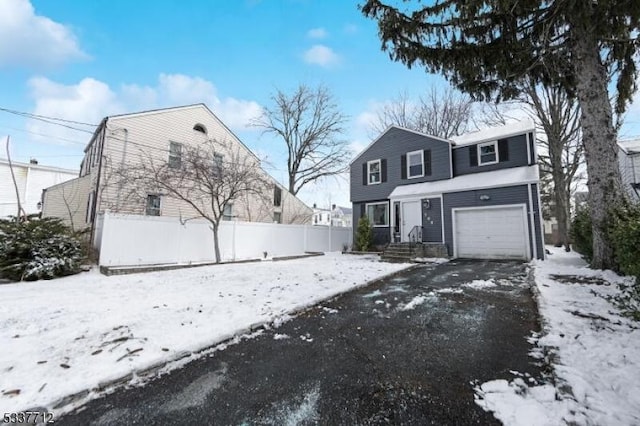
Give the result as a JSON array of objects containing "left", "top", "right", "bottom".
[
  {"left": 619, "top": 139, "right": 640, "bottom": 202},
  {"left": 42, "top": 104, "right": 312, "bottom": 237},
  {"left": 0, "top": 159, "right": 77, "bottom": 218}
]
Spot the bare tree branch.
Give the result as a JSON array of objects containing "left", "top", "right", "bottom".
[{"left": 252, "top": 84, "right": 349, "bottom": 196}]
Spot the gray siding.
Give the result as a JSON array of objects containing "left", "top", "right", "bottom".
[
  {"left": 452, "top": 134, "right": 529, "bottom": 176},
  {"left": 351, "top": 127, "right": 452, "bottom": 203},
  {"left": 530, "top": 183, "right": 545, "bottom": 258},
  {"left": 421, "top": 197, "right": 442, "bottom": 242},
  {"left": 442, "top": 185, "right": 544, "bottom": 259}
]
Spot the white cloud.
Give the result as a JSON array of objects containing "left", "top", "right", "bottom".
[
  {"left": 26, "top": 74, "right": 263, "bottom": 145},
  {"left": 303, "top": 45, "right": 340, "bottom": 68},
  {"left": 307, "top": 27, "right": 328, "bottom": 39},
  {"left": 0, "top": 0, "right": 86, "bottom": 69}
]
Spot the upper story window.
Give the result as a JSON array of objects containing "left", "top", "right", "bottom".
[
  {"left": 146, "top": 194, "right": 161, "bottom": 216},
  {"left": 478, "top": 141, "right": 498, "bottom": 165},
  {"left": 213, "top": 153, "right": 224, "bottom": 176},
  {"left": 407, "top": 150, "right": 424, "bottom": 178},
  {"left": 368, "top": 159, "right": 381, "bottom": 184},
  {"left": 169, "top": 142, "right": 182, "bottom": 168},
  {"left": 193, "top": 124, "right": 207, "bottom": 134},
  {"left": 273, "top": 185, "right": 282, "bottom": 207}
]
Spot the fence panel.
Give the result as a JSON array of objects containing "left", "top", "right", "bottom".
[{"left": 98, "top": 213, "right": 353, "bottom": 267}]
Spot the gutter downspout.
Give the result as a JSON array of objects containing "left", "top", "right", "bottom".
[
  {"left": 90, "top": 119, "right": 108, "bottom": 248},
  {"left": 115, "top": 128, "right": 129, "bottom": 210}
]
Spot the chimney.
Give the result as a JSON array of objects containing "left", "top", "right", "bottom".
[
  {"left": 313, "top": 203, "right": 317, "bottom": 208},
  {"left": 332, "top": 204, "right": 336, "bottom": 210},
  {"left": 29, "top": 158, "right": 38, "bottom": 165}
]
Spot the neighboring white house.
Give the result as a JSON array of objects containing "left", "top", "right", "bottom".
[
  {"left": 42, "top": 104, "right": 313, "bottom": 235},
  {"left": 312, "top": 204, "right": 352, "bottom": 227},
  {"left": 619, "top": 139, "right": 640, "bottom": 202},
  {"left": 0, "top": 158, "right": 77, "bottom": 218}
]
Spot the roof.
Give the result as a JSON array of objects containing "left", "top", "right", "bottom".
[
  {"left": 349, "top": 125, "right": 454, "bottom": 166},
  {"left": 451, "top": 119, "right": 536, "bottom": 147},
  {"left": 0, "top": 158, "right": 78, "bottom": 175},
  {"left": 389, "top": 165, "right": 540, "bottom": 198},
  {"left": 618, "top": 138, "right": 640, "bottom": 154}
]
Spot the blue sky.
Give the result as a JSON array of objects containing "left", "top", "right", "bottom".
[{"left": 1, "top": 0, "right": 639, "bottom": 208}]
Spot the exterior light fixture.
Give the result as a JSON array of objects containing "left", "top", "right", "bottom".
[{"left": 479, "top": 195, "right": 491, "bottom": 201}]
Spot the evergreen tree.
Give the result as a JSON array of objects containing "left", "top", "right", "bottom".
[
  {"left": 355, "top": 215, "right": 373, "bottom": 251},
  {"left": 361, "top": 0, "right": 640, "bottom": 269}
]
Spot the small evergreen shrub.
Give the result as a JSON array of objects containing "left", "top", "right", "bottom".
[
  {"left": 0, "top": 218, "right": 85, "bottom": 281},
  {"left": 610, "top": 203, "right": 640, "bottom": 287},
  {"left": 570, "top": 206, "right": 592, "bottom": 262},
  {"left": 355, "top": 215, "right": 373, "bottom": 251}
]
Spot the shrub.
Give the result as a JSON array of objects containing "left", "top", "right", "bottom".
[
  {"left": 0, "top": 218, "right": 85, "bottom": 281},
  {"left": 570, "top": 205, "right": 592, "bottom": 262},
  {"left": 355, "top": 215, "right": 373, "bottom": 251},
  {"left": 610, "top": 203, "right": 640, "bottom": 286}
]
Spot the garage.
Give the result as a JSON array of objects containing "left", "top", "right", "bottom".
[{"left": 453, "top": 205, "right": 530, "bottom": 260}]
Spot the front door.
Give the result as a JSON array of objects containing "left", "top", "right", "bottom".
[{"left": 401, "top": 201, "right": 421, "bottom": 242}]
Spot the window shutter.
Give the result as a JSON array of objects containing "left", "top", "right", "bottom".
[
  {"left": 360, "top": 203, "right": 366, "bottom": 220},
  {"left": 381, "top": 159, "right": 387, "bottom": 182},
  {"left": 401, "top": 154, "right": 407, "bottom": 179},
  {"left": 424, "top": 149, "right": 432, "bottom": 176},
  {"left": 498, "top": 139, "right": 509, "bottom": 162},
  {"left": 469, "top": 146, "right": 478, "bottom": 167},
  {"left": 362, "top": 163, "right": 368, "bottom": 185}
]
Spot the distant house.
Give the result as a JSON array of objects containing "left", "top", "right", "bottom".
[
  {"left": 350, "top": 121, "right": 544, "bottom": 260},
  {"left": 618, "top": 139, "right": 640, "bottom": 202},
  {"left": 0, "top": 158, "right": 77, "bottom": 218},
  {"left": 312, "top": 204, "right": 353, "bottom": 227},
  {"left": 42, "top": 104, "right": 312, "bottom": 235}
]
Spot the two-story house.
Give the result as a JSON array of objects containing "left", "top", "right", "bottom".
[
  {"left": 618, "top": 138, "right": 640, "bottom": 202},
  {"left": 350, "top": 121, "right": 544, "bottom": 260},
  {"left": 42, "top": 104, "right": 312, "bottom": 239}
]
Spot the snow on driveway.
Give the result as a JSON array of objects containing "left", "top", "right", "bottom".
[
  {"left": 0, "top": 253, "right": 411, "bottom": 413},
  {"left": 474, "top": 247, "right": 640, "bottom": 426}
]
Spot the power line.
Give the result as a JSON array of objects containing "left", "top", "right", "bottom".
[
  {"left": 0, "top": 107, "right": 96, "bottom": 134},
  {"left": 0, "top": 107, "right": 98, "bottom": 126},
  {"left": 0, "top": 124, "right": 88, "bottom": 146}
]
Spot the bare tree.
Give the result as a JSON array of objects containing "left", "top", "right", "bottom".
[
  {"left": 369, "top": 87, "right": 474, "bottom": 138},
  {"left": 253, "top": 84, "right": 350, "bottom": 196},
  {"left": 116, "top": 138, "right": 268, "bottom": 263},
  {"left": 523, "top": 82, "right": 584, "bottom": 252}
]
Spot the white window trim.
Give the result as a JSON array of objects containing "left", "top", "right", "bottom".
[
  {"left": 477, "top": 141, "right": 499, "bottom": 166},
  {"left": 406, "top": 149, "right": 424, "bottom": 179},
  {"left": 366, "top": 201, "right": 389, "bottom": 227},
  {"left": 367, "top": 159, "right": 382, "bottom": 185}
]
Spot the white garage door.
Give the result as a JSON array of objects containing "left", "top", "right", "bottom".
[{"left": 453, "top": 205, "right": 529, "bottom": 260}]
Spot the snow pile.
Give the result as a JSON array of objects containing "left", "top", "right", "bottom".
[
  {"left": 0, "top": 253, "right": 411, "bottom": 413},
  {"left": 474, "top": 246, "right": 640, "bottom": 425},
  {"left": 400, "top": 292, "right": 436, "bottom": 310},
  {"left": 462, "top": 279, "right": 497, "bottom": 289},
  {"left": 413, "top": 257, "right": 450, "bottom": 264}
]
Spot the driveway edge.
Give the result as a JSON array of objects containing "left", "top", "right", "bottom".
[{"left": 55, "top": 262, "right": 418, "bottom": 417}]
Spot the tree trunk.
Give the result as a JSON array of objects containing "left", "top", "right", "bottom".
[
  {"left": 212, "top": 223, "right": 221, "bottom": 263},
  {"left": 569, "top": 20, "right": 624, "bottom": 269},
  {"left": 288, "top": 173, "right": 297, "bottom": 196}
]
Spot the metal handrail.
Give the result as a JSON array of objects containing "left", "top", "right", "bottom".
[{"left": 408, "top": 225, "right": 422, "bottom": 253}]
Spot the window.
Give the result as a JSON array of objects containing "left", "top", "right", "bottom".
[
  {"left": 146, "top": 195, "right": 161, "bottom": 216},
  {"left": 273, "top": 186, "right": 282, "bottom": 207},
  {"left": 366, "top": 202, "right": 389, "bottom": 227},
  {"left": 478, "top": 141, "right": 498, "bottom": 165},
  {"left": 222, "top": 203, "right": 233, "bottom": 221},
  {"left": 213, "top": 153, "right": 224, "bottom": 176},
  {"left": 274, "top": 212, "right": 282, "bottom": 223},
  {"left": 368, "top": 159, "right": 381, "bottom": 184},
  {"left": 407, "top": 150, "right": 424, "bottom": 178},
  {"left": 169, "top": 142, "right": 182, "bottom": 168},
  {"left": 193, "top": 124, "right": 207, "bottom": 134}
]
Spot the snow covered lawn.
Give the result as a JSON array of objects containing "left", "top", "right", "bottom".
[
  {"left": 475, "top": 246, "right": 640, "bottom": 425},
  {"left": 0, "top": 253, "right": 411, "bottom": 414}
]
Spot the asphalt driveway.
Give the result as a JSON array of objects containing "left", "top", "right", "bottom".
[{"left": 60, "top": 260, "right": 543, "bottom": 425}]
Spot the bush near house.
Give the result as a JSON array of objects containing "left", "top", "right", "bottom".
[
  {"left": 570, "top": 206, "right": 593, "bottom": 262},
  {"left": 0, "top": 218, "right": 85, "bottom": 281},
  {"left": 355, "top": 215, "right": 373, "bottom": 251}
]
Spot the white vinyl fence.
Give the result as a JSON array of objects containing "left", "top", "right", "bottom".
[{"left": 97, "top": 212, "right": 353, "bottom": 267}]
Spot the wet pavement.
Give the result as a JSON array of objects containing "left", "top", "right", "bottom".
[{"left": 60, "top": 260, "right": 543, "bottom": 425}]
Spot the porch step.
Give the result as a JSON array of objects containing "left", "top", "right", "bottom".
[{"left": 380, "top": 242, "right": 449, "bottom": 263}]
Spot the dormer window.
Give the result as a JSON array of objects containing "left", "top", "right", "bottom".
[
  {"left": 478, "top": 141, "right": 498, "bottom": 165},
  {"left": 193, "top": 124, "right": 207, "bottom": 134}
]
